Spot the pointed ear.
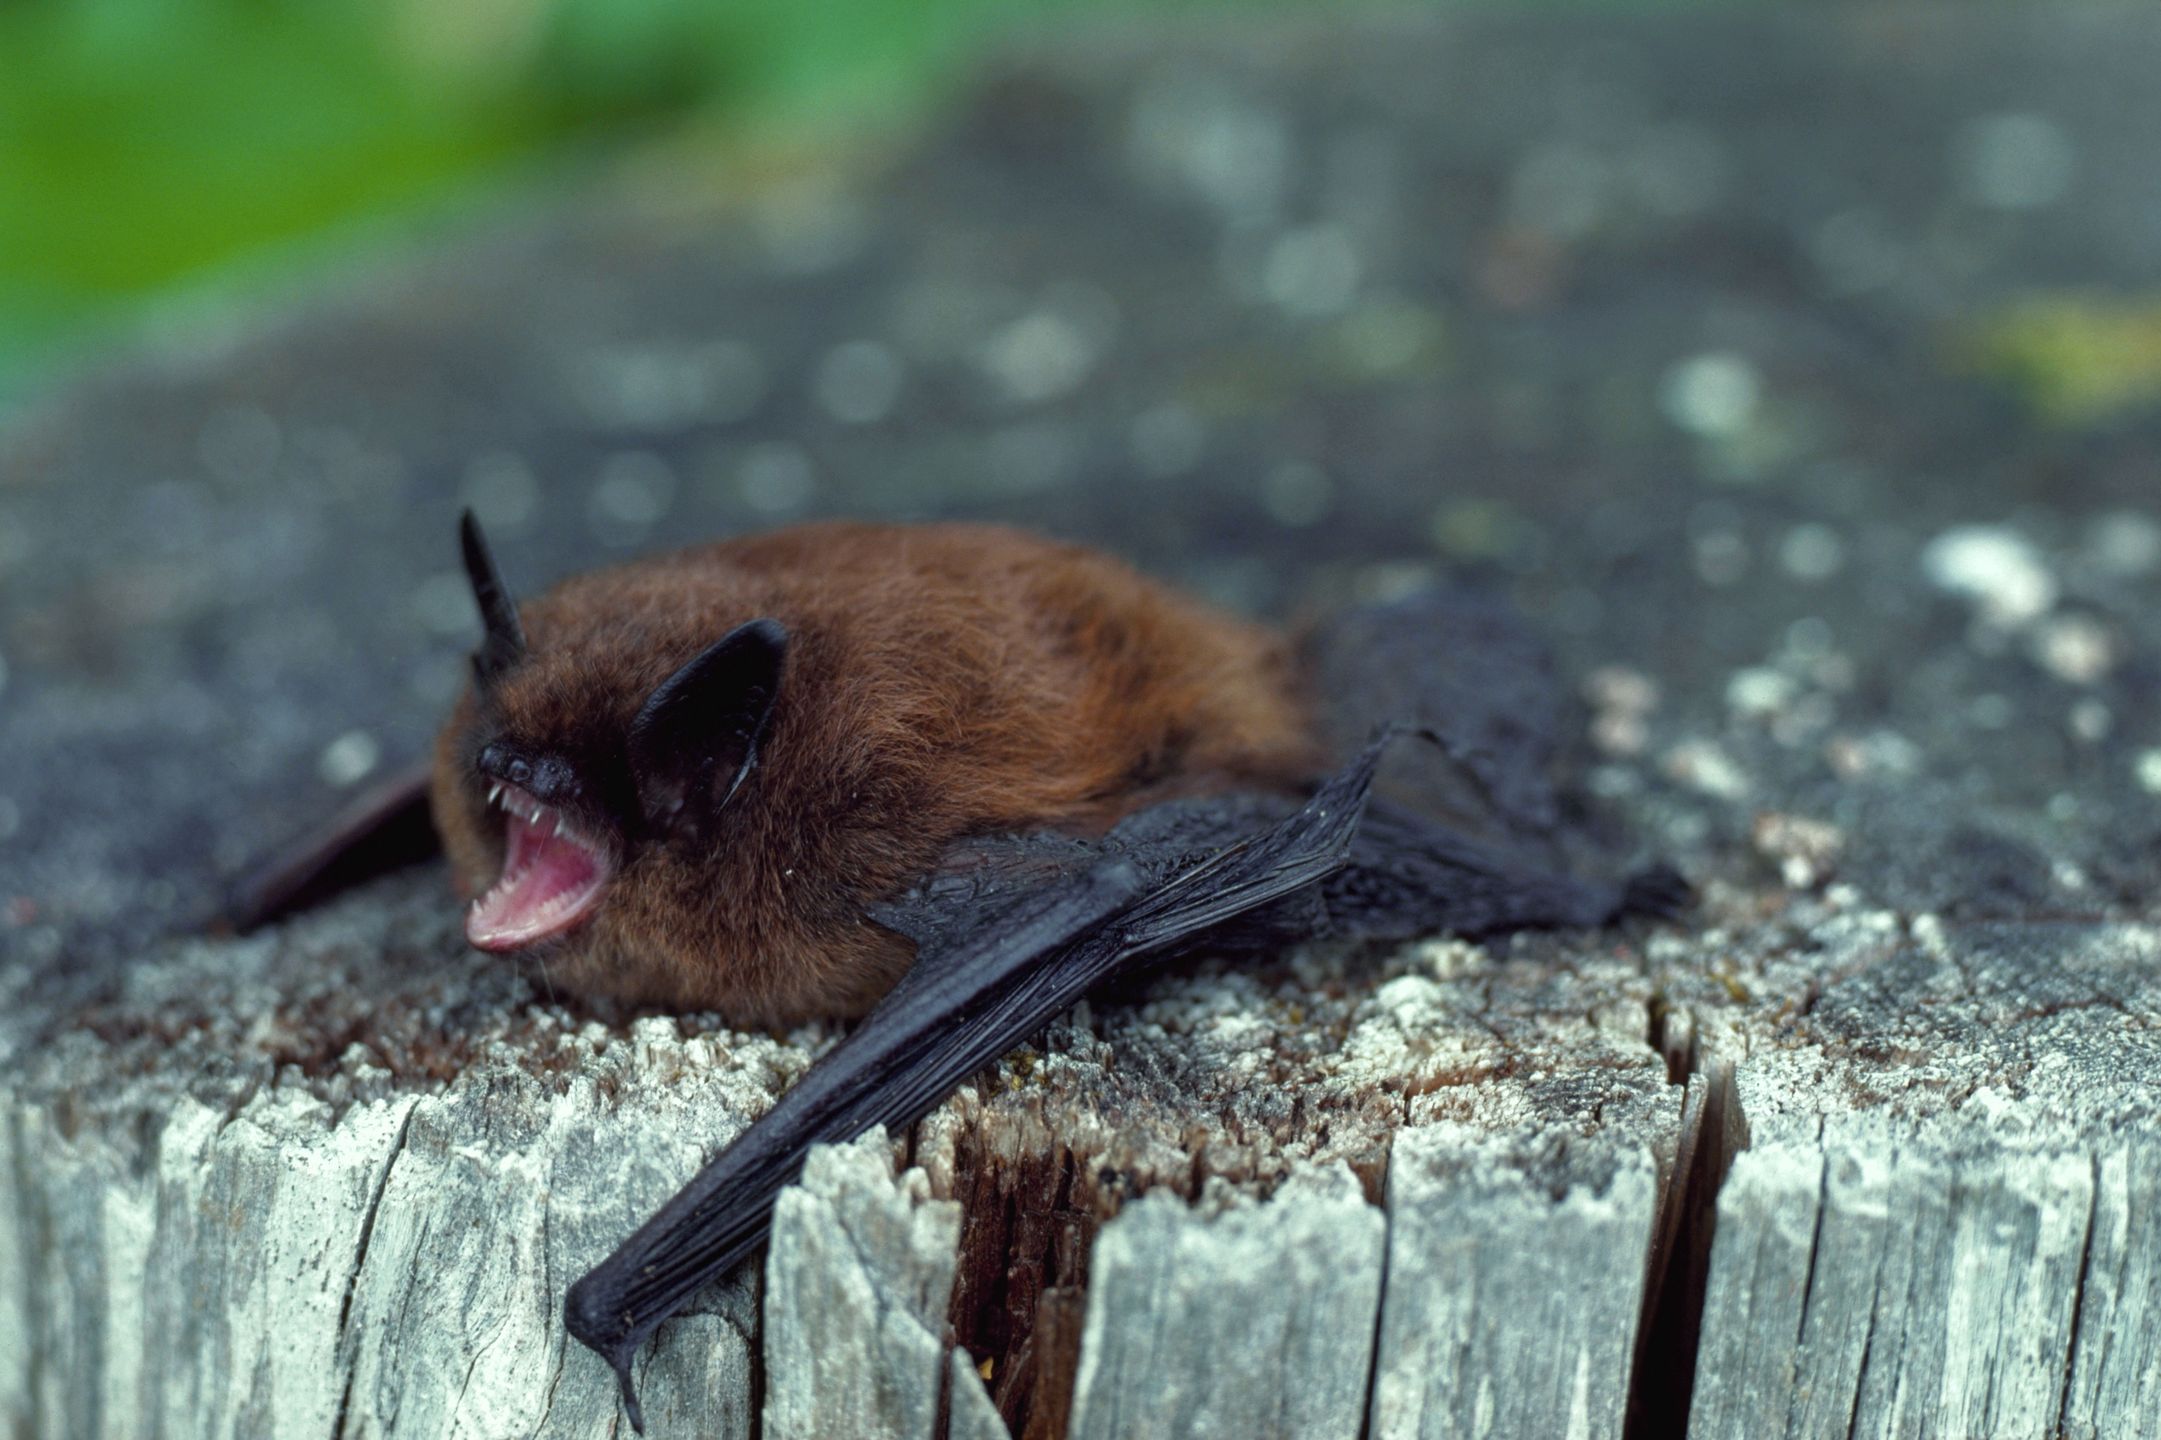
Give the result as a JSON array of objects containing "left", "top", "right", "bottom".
[
  {"left": 459, "top": 509, "right": 526, "bottom": 685},
  {"left": 628, "top": 619, "right": 788, "bottom": 832}
]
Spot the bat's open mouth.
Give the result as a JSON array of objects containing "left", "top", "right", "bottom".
[{"left": 466, "top": 782, "right": 612, "bottom": 952}]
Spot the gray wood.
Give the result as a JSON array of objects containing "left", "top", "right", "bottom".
[
  {"left": 0, "top": 889, "right": 1683, "bottom": 1438},
  {"left": 1685, "top": 920, "right": 2161, "bottom": 1440},
  {"left": 761, "top": 1130, "right": 959, "bottom": 1440},
  {"left": 1685, "top": 1144, "right": 1819, "bottom": 1440},
  {"left": 1697, "top": 1140, "right": 2101, "bottom": 1440},
  {"left": 0, "top": 934, "right": 786, "bottom": 1440},
  {"left": 1369, "top": 1127, "right": 1659, "bottom": 1440},
  {"left": 1066, "top": 1165, "right": 1384, "bottom": 1440},
  {"left": 2063, "top": 1144, "right": 2161, "bottom": 1439}
]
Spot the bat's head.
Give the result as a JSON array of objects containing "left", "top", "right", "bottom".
[{"left": 434, "top": 511, "right": 786, "bottom": 969}]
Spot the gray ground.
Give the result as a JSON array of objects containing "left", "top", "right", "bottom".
[{"left": 4, "top": 8, "right": 2160, "bottom": 1439}]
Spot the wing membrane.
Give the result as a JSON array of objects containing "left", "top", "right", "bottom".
[{"left": 565, "top": 739, "right": 1389, "bottom": 1429}]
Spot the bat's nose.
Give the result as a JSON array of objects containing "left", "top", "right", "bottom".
[
  {"left": 476, "top": 742, "right": 581, "bottom": 803},
  {"left": 477, "top": 743, "right": 530, "bottom": 786}
]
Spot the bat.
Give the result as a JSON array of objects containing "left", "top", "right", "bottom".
[{"left": 231, "top": 513, "right": 1684, "bottom": 1431}]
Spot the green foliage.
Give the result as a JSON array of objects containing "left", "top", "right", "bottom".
[
  {"left": 2, "top": 2, "right": 506, "bottom": 372},
  {"left": 0, "top": 0, "right": 880, "bottom": 383},
  {"left": 1956, "top": 295, "right": 2161, "bottom": 427},
  {"left": 0, "top": 0, "right": 1746, "bottom": 390}
]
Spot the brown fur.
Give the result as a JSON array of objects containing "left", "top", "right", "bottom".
[{"left": 431, "top": 522, "right": 1321, "bottom": 1025}]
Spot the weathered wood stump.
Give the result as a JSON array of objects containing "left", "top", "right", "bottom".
[
  {"left": 2, "top": 889, "right": 1688, "bottom": 1437},
  {"left": 7, "top": 8, "right": 2161, "bottom": 1437}
]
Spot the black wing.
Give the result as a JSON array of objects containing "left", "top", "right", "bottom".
[
  {"left": 563, "top": 730, "right": 1682, "bottom": 1430},
  {"left": 220, "top": 760, "right": 438, "bottom": 932},
  {"left": 564, "top": 738, "right": 1393, "bottom": 1431}
]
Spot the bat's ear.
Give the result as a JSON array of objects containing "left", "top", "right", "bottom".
[
  {"left": 628, "top": 618, "right": 787, "bottom": 833},
  {"left": 459, "top": 509, "right": 527, "bottom": 685}
]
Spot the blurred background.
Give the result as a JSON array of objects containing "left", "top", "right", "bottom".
[
  {"left": 10, "top": 0, "right": 2161, "bottom": 416},
  {"left": 7, "top": 0, "right": 2161, "bottom": 962},
  {"left": 6, "top": 0, "right": 1393, "bottom": 399},
  {"left": 7, "top": 0, "right": 2159, "bottom": 416}
]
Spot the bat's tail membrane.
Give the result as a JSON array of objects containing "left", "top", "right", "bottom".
[
  {"left": 1311, "top": 725, "right": 1693, "bottom": 944},
  {"left": 1303, "top": 588, "right": 1568, "bottom": 845}
]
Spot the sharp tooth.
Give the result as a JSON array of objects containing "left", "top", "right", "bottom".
[{"left": 488, "top": 783, "right": 503, "bottom": 807}]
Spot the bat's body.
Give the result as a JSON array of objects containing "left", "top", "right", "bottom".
[
  {"left": 235, "top": 515, "right": 1683, "bottom": 1432},
  {"left": 431, "top": 521, "right": 1317, "bottom": 1024}
]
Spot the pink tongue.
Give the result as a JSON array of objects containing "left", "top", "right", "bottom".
[{"left": 466, "top": 812, "right": 608, "bottom": 951}]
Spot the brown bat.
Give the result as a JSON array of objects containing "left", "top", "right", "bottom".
[
  {"left": 432, "top": 519, "right": 1322, "bottom": 1024},
  {"left": 234, "top": 513, "right": 1683, "bottom": 1431}
]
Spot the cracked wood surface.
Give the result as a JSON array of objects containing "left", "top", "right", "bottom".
[
  {"left": 0, "top": 888, "right": 1680, "bottom": 1438},
  {"left": 8, "top": 7, "right": 2161, "bottom": 1438},
  {"left": 1681, "top": 919, "right": 2161, "bottom": 1440}
]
